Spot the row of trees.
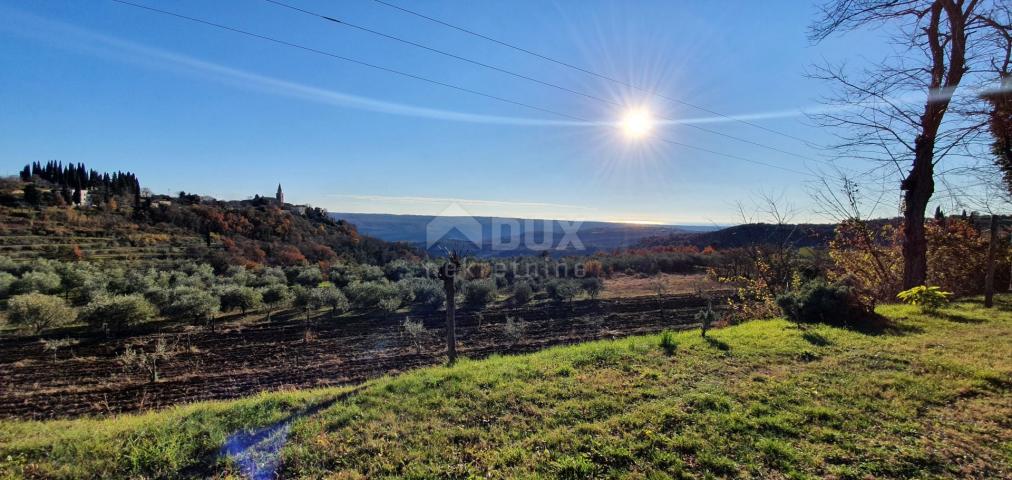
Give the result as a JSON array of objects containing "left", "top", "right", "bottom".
[
  {"left": 0, "top": 254, "right": 609, "bottom": 336},
  {"left": 19, "top": 161, "right": 141, "bottom": 206}
]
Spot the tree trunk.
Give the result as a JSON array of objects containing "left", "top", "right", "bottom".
[
  {"left": 985, "top": 215, "right": 999, "bottom": 308},
  {"left": 444, "top": 277, "right": 456, "bottom": 364},
  {"left": 900, "top": 0, "right": 968, "bottom": 290},
  {"left": 439, "top": 256, "right": 461, "bottom": 364},
  {"left": 900, "top": 143, "right": 934, "bottom": 289}
]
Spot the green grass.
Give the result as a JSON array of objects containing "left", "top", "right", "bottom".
[{"left": 2, "top": 298, "right": 1011, "bottom": 479}]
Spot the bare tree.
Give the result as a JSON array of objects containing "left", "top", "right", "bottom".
[
  {"left": 810, "top": 0, "right": 1011, "bottom": 289},
  {"left": 734, "top": 192, "right": 801, "bottom": 295}
]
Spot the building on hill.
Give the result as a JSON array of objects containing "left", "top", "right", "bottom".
[{"left": 276, "top": 184, "right": 284, "bottom": 206}]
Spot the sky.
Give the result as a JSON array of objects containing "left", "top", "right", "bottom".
[{"left": 0, "top": 0, "right": 891, "bottom": 224}]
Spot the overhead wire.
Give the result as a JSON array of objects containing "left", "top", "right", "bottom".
[{"left": 107, "top": 0, "right": 818, "bottom": 176}]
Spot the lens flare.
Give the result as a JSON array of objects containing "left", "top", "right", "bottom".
[{"left": 620, "top": 107, "right": 655, "bottom": 139}]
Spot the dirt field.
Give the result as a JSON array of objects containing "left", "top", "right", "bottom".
[
  {"left": 601, "top": 273, "right": 724, "bottom": 299},
  {"left": 0, "top": 293, "right": 727, "bottom": 420}
]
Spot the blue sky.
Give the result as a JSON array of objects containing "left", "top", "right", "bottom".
[{"left": 0, "top": 0, "right": 886, "bottom": 224}]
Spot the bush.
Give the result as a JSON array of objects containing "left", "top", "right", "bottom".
[
  {"left": 398, "top": 277, "right": 445, "bottom": 310},
  {"left": 512, "top": 281, "right": 533, "bottom": 305},
  {"left": 6, "top": 293, "right": 74, "bottom": 334},
  {"left": 776, "top": 280, "right": 868, "bottom": 327},
  {"left": 377, "top": 296, "right": 402, "bottom": 316},
  {"left": 462, "top": 279, "right": 496, "bottom": 310},
  {"left": 896, "top": 285, "right": 951, "bottom": 313},
  {"left": 546, "top": 279, "right": 579, "bottom": 303},
  {"left": 580, "top": 277, "right": 604, "bottom": 299},
  {"left": 79, "top": 294, "right": 157, "bottom": 333},
  {"left": 346, "top": 281, "right": 401, "bottom": 310}
]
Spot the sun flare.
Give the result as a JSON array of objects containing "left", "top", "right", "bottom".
[{"left": 620, "top": 107, "right": 655, "bottom": 139}]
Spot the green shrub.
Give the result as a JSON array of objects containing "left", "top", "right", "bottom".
[
  {"left": 546, "top": 279, "right": 579, "bottom": 303},
  {"left": 398, "top": 277, "right": 445, "bottom": 310},
  {"left": 6, "top": 293, "right": 74, "bottom": 334},
  {"left": 462, "top": 279, "right": 496, "bottom": 310},
  {"left": 580, "top": 277, "right": 604, "bottom": 299},
  {"left": 776, "top": 280, "right": 868, "bottom": 327},
  {"left": 512, "top": 281, "right": 533, "bottom": 305},
  {"left": 79, "top": 294, "right": 157, "bottom": 333},
  {"left": 346, "top": 281, "right": 401, "bottom": 310},
  {"left": 896, "top": 285, "right": 952, "bottom": 313}
]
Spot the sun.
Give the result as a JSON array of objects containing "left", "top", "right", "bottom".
[{"left": 620, "top": 107, "right": 655, "bottom": 139}]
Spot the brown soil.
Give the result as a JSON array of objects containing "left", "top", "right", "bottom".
[{"left": 0, "top": 293, "right": 728, "bottom": 420}]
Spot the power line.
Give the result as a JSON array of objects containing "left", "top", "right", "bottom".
[
  {"left": 371, "top": 0, "right": 818, "bottom": 146},
  {"left": 107, "top": 0, "right": 816, "bottom": 176},
  {"left": 263, "top": 0, "right": 831, "bottom": 167},
  {"left": 107, "top": 0, "right": 584, "bottom": 121}
]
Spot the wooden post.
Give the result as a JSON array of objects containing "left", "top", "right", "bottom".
[{"left": 984, "top": 215, "right": 999, "bottom": 308}]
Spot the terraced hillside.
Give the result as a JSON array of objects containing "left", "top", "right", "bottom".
[{"left": 0, "top": 207, "right": 207, "bottom": 267}]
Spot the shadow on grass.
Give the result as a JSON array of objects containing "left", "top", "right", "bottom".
[
  {"left": 802, "top": 332, "right": 831, "bottom": 347},
  {"left": 847, "top": 313, "right": 924, "bottom": 337},
  {"left": 936, "top": 311, "right": 985, "bottom": 324},
  {"left": 704, "top": 336, "right": 731, "bottom": 351}
]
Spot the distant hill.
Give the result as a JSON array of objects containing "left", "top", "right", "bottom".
[
  {"left": 330, "top": 212, "right": 721, "bottom": 257},
  {"left": 636, "top": 223, "right": 835, "bottom": 249},
  {"left": 636, "top": 219, "right": 903, "bottom": 250}
]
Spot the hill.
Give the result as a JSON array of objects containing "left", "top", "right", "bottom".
[
  {"left": 637, "top": 223, "right": 837, "bottom": 249},
  {"left": 0, "top": 175, "right": 415, "bottom": 269},
  {"left": 331, "top": 212, "right": 720, "bottom": 256},
  {"left": 2, "top": 297, "right": 1008, "bottom": 478},
  {"left": 636, "top": 219, "right": 905, "bottom": 250}
]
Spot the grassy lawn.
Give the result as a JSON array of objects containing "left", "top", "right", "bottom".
[{"left": 2, "top": 297, "right": 1010, "bottom": 479}]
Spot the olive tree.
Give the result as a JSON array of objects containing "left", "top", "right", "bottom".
[
  {"left": 11, "top": 271, "right": 62, "bottom": 295},
  {"left": 79, "top": 294, "right": 157, "bottom": 334},
  {"left": 6, "top": 293, "right": 74, "bottom": 334},
  {"left": 293, "top": 286, "right": 324, "bottom": 342},
  {"left": 165, "top": 287, "right": 220, "bottom": 332},
  {"left": 260, "top": 284, "right": 293, "bottom": 320},
  {"left": 316, "top": 284, "right": 349, "bottom": 318},
  {"left": 219, "top": 286, "right": 263, "bottom": 317}
]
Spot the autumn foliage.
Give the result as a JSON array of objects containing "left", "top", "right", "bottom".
[{"left": 829, "top": 218, "right": 998, "bottom": 304}]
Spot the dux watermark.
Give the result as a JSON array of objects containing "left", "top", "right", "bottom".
[{"left": 426, "top": 203, "right": 585, "bottom": 252}]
